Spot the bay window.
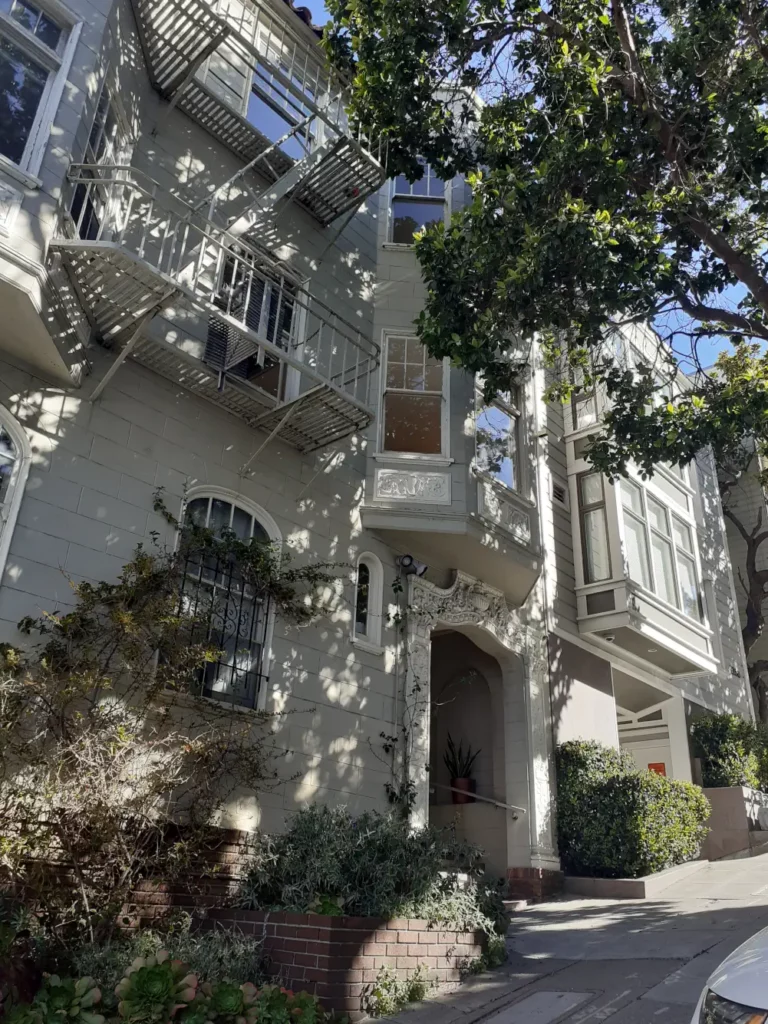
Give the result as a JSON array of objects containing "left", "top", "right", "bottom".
[
  {"left": 381, "top": 335, "right": 444, "bottom": 455},
  {"left": 620, "top": 478, "right": 702, "bottom": 620},
  {"left": 578, "top": 473, "right": 611, "bottom": 582},
  {"left": 0, "top": 0, "right": 68, "bottom": 171},
  {"left": 475, "top": 385, "right": 520, "bottom": 491}
]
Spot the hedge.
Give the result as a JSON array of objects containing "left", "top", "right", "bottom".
[
  {"left": 689, "top": 712, "right": 765, "bottom": 790},
  {"left": 556, "top": 740, "right": 710, "bottom": 879}
]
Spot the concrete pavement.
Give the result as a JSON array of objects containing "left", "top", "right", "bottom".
[{"left": 381, "top": 858, "right": 768, "bottom": 1023}]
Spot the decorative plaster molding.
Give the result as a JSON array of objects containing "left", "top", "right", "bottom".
[
  {"left": 375, "top": 468, "right": 451, "bottom": 504},
  {"left": 479, "top": 482, "right": 531, "bottom": 545},
  {"left": 0, "top": 181, "right": 22, "bottom": 235}
]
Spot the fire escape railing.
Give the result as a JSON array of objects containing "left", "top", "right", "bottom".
[{"left": 54, "top": 164, "right": 379, "bottom": 413}]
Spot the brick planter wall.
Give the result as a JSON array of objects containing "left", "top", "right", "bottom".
[{"left": 199, "top": 909, "right": 485, "bottom": 1021}]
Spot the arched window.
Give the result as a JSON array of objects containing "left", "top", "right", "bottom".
[
  {"left": 180, "top": 491, "right": 280, "bottom": 710},
  {"left": 353, "top": 552, "right": 384, "bottom": 651},
  {"left": 0, "top": 406, "right": 31, "bottom": 583}
]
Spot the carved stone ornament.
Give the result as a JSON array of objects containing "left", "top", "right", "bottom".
[
  {"left": 479, "top": 483, "right": 532, "bottom": 544},
  {"left": 403, "top": 571, "right": 557, "bottom": 865},
  {"left": 375, "top": 468, "right": 451, "bottom": 504}
]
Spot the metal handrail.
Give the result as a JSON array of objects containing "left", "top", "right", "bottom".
[
  {"left": 59, "top": 164, "right": 379, "bottom": 408},
  {"left": 430, "top": 783, "right": 528, "bottom": 820}
]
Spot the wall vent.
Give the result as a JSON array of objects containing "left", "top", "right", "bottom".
[{"left": 552, "top": 478, "right": 569, "bottom": 509}]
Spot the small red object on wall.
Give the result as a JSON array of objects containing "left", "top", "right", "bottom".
[{"left": 648, "top": 762, "right": 667, "bottom": 776}]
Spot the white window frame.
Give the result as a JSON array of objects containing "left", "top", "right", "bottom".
[
  {"left": 577, "top": 471, "right": 612, "bottom": 584},
  {"left": 473, "top": 381, "right": 522, "bottom": 494},
  {"left": 179, "top": 486, "right": 281, "bottom": 713},
  {"left": 377, "top": 331, "right": 450, "bottom": 462},
  {"left": 387, "top": 161, "right": 449, "bottom": 247},
  {"left": 0, "top": 0, "right": 81, "bottom": 182},
  {"left": 352, "top": 551, "right": 384, "bottom": 654},
  {"left": 618, "top": 476, "right": 704, "bottom": 622},
  {"left": 0, "top": 403, "right": 31, "bottom": 584}
]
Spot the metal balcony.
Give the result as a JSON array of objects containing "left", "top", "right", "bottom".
[
  {"left": 130, "top": 0, "right": 386, "bottom": 226},
  {"left": 50, "top": 165, "right": 379, "bottom": 452}
]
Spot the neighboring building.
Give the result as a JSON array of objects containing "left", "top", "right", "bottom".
[
  {"left": 0, "top": 0, "right": 753, "bottom": 896},
  {"left": 719, "top": 447, "right": 768, "bottom": 717}
]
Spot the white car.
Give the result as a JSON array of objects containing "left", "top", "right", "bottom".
[{"left": 692, "top": 925, "right": 768, "bottom": 1021}]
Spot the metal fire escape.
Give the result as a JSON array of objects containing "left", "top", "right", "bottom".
[
  {"left": 51, "top": 167, "right": 379, "bottom": 452},
  {"left": 130, "top": 0, "right": 386, "bottom": 227}
]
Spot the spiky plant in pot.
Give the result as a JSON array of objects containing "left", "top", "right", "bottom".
[{"left": 115, "top": 952, "right": 197, "bottom": 1024}]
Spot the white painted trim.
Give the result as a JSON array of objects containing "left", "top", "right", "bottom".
[
  {"left": 352, "top": 550, "right": 384, "bottom": 649},
  {"left": 0, "top": 404, "right": 32, "bottom": 586},
  {"left": 0, "top": 155, "right": 42, "bottom": 190},
  {"left": 182, "top": 485, "right": 281, "bottom": 544}
]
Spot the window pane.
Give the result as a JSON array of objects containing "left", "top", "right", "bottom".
[
  {"left": 424, "top": 362, "right": 443, "bottom": 390},
  {"left": 185, "top": 496, "right": 209, "bottom": 527},
  {"left": 387, "top": 336, "right": 406, "bottom": 363},
  {"left": 579, "top": 473, "right": 603, "bottom": 508},
  {"left": 621, "top": 479, "right": 644, "bottom": 517},
  {"left": 647, "top": 496, "right": 669, "bottom": 535},
  {"left": 391, "top": 198, "right": 444, "bottom": 243},
  {"left": 651, "top": 533, "right": 678, "bottom": 606},
  {"left": 0, "top": 36, "right": 48, "bottom": 165},
  {"left": 355, "top": 562, "right": 370, "bottom": 635},
  {"left": 231, "top": 504, "right": 253, "bottom": 541},
  {"left": 575, "top": 394, "right": 598, "bottom": 428},
  {"left": 385, "top": 359, "right": 404, "bottom": 389},
  {"left": 677, "top": 553, "right": 701, "bottom": 620},
  {"left": 0, "top": 451, "right": 15, "bottom": 504},
  {"left": 477, "top": 405, "right": 518, "bottom": 490},
  {"left": 384, "top": 393, "right": 442, "bottom": 454},
  {"left": 623, "top": 513, "right": 651, "bottom": 588},
  {"left": 672, "top": 518, "right": 693, "bottom": 554},
  {"left": 583, "top": 508, "right": 611, "bottom": 582},
  {"left": 210, "top": 497, "right": 233, "bottom": 536},
  {"left": 10, "top": 0, "right": 37, "bottom": 32},
  {"left": 35, "top": 12, "right": 60, "bottom": 49}
]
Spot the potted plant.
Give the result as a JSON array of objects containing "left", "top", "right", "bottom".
[{"left": 443, "top": 733, "right": 481, "bottom": 804}]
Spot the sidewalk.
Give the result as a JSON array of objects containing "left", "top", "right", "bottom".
[{"left": 381, "top": 859, "right": 768, "bottom": 1023}]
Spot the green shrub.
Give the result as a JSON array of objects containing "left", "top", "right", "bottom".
[
  {"left": 556, "top": 741, "right": 710, "bottom": 878},
  {"left": 690, "top": 713, "right": 761, "bottom": 789},
  {"left": 64, "top": 925, "right": 265, "bottom": 1016},
  {"left": 238, "top": 807, "right": 506, "bottom": 937},
  {"left": 363, "top": 965, "right": 433, "bottom": 1017}
]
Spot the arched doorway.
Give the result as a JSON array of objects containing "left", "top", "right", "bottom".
[{"left": 403, "top": 571, "right": 560, "bottom": 891}]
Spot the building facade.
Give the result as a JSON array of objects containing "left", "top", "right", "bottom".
[{"left": 0, "top": 0, "right": 754, "bottom": 895}]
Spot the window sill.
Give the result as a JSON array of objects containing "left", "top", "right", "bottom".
[
  {"left": 382, "top": 242, "right": 417, "bottom": 251},
  {"left": 352, "top": 636, "right": 384, "bottom": 656},
  {"left": 0, "top": 155, "right": 41, "bottom": 191},
  {"left": 373, "top": 452, "right": 454, "bottom": 467}
]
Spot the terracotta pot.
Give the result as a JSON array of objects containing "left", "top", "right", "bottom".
[{"left": 451, "top": 777, "right": 476, "bottom": 804}]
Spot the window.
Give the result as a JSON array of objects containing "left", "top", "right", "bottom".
[
  {"left": 578, "top": 473, "right": 611, "bottom": 583},
  {"left": 0, "top": 0, "right": 67, "bottom": 170},
  {"left": 475, "top": 385, "right": 520, "bottom": 491},
  {"left": 179, "top": 494, "right": 276, "bottom": 709},
  {"left": 205, "top": 247, "right": 296, "bottom": 397},
  {"left": 71, "top": 79, "right": 126, "bottom": 241},
  {"left": 0, "top": 405, "right": 31, "bottom": 583},
  {"left": 382, "top": 335, "right": 445, "bottom": 455},
  {"left": 352, "top": 553, "right": 383, "bottom": 649},
  {"left": 389, "top": 163, "right": 446, "bottom": 244},
  {"left": 355, "top": 562, "right": 370, "bottom": 635},
  {"left": 620, "top": 478, "right": 702, "bottom": 619}
]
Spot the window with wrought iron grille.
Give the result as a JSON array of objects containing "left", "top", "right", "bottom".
[
  {"left": 0, "top": 0, "right": 71, "bottom": 172},
  {"left": 180, "top": 495, "right": 274, "bottom": 709}
]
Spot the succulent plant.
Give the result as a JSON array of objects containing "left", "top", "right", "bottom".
[
  {"left": 115, "top": 952, "right": 198, "bottom": 1024},
  {"left": 2, "top": 1004, "right": 42, "bottom": 1024},
  {"left": 33, "top": 977, "right": 105, "bottom": 1024},
  {"left": 192, "top": 981, "right": 259, "bottom": 1024}
]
